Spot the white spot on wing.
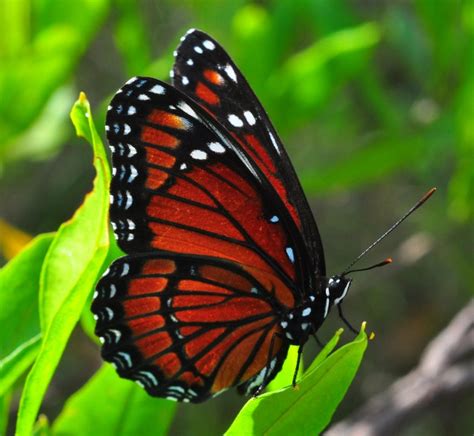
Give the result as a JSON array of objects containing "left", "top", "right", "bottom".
[
  {"left": 125, "top": 191, "right": 133, "bottom": 209},
  {"left": 182, "top": 76, "right": 189, "bottom": 85},
  {"left": 123, "top": 124, "right": 131, "bottom": 135},
  {"left": 302, "top": 307, "right": 311, "bottom": 317},
  {"left": 128, "top": 165, "right": 138, "bottom": 183},
  {"left": 126, "top": 77, "right": 138, "bottom": 85},
  {"left": 109, "top": 284, "right": 117, "bottom": 298},
  {"left": 118, "top": 351, "right": 132, "bottom": 368},
  {"left": 191, "top": 149, "right": 207, "bottom": 160},
  {"left": 139, "top": 370, "right": 158, "bottom": 386},
  {"left": 150, "top": 84, "right": 165, "bottom": 94},
  {"left": 105, "top": 307, "right": 114, "bottom": 320},
  {"left": 138, "top": 94, "right": 150, "bottom": 101},
  {"left": 268, "top": 131, "right": 281, "bottom": 155},
  {"left": 224, "top": 64, "right": 237, "bottom": 82},
  {"left": 177, "top": 101, "right": 198, "bottom": 119},
  {"left": 270, "top": 215, "right": 279, "bottom": 223},
  {"left": 208, "top": 142, "right": 225, "bottom": 153},
  {"left": 194, "top": 46, "right": 203, "bottom": 54},
  {"left": 228, "top": 114, "right": 243, "bottom": 127},
  {"left": 110, "top": 329, "right": 121, "bottom": 342},
  {"left": 127, "top": 106, "right": 136, "bottom": 115},
  {"left": 203, "top": 40, "right": 215, "bottom": 50},
  {"left": 244, "top": 110, "right": 256, "bottom": 125},
  {"left": 286, "top": 247, "right": 295, "bottom": 263},
  {"left": 121, "top": 263, "right": 129, "bottom": 277},
  {"left": 186, "top": 58, "right": 194, "bottom": 66},
  {"left": 127, "top": 144, "right": 137, "bottom": 157}
]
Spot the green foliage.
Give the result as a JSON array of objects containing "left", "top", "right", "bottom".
[
  {"left": 15, "top": 94, "right": 110, "bottom": 436},
  {"left": 53, "top": 365, "right": 176, "bottom": 436},
  {"left": 0, "top": 0, "right": 110, "bottom": 166},
  {"left": 227, "top": 327, "right": 366, "bottom": 435},
  {"left": 0, "top": 233, "right": 53, "bottom": 397}
]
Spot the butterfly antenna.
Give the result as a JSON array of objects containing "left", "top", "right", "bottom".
[{"left": 342, "top": 188, "right": 436, "bottom": 275}]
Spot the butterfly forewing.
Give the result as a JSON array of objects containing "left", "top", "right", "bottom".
[
  {"left": 172, "top": 29, "right": 325, "bottom": 281},
  {"left": 106, "top": 77, "right": 306, "bottom": 290}
]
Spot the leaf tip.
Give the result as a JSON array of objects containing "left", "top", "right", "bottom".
[
  {"left": 360, "top": 321, "right": 367, "bottom": 333},
  {"left": 79, "top": 91, "right": 88, "bottom": 104}
]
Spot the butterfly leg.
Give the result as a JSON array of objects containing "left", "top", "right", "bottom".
[
  {"left": 292, "top": 344, "right": 304, "bottom": 387},
  {"left": 311, "top": 333, "right": 325, "bottom": 348},
  {"left": 337, "top": 304, "right": 358, "bottom": 334}
]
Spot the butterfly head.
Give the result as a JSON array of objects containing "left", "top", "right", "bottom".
[{"left": 325, "top": 275, "right": 352, "bottom": 310}]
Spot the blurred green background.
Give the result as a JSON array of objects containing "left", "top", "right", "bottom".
[{"left": 1, "top": 0, "right": 472, "bottom": 434}]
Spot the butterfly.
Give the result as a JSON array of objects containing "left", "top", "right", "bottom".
[{"left": 91, "top": 28, "right": 403, "bottom": 403}]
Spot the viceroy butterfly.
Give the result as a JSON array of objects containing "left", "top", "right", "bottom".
[{"left": 92, "top": 29, "right": 435, "bottom": 403}]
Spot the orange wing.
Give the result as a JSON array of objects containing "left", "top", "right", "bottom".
[
  {"left": 106, "top": 76, "right": 308, "bottom": 295},
  {"left": 92, "top": 253, "right": 289, "bottom": 402}
]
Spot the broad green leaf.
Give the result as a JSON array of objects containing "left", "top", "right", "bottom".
[
  {"left": 226, "top": 325, "right": 367, "bottom": 435},
  {"left": 0, "top": 233, "right": 54, "bottom": 396},
  {"left": 52, "top": 365, "right": 177, "bottom": 436},
  {"left": 15, "top": 93, "right": 111, "bottom": 436},
  {"left": 39, "top": 92, "right": 110, "bottom": 329}
]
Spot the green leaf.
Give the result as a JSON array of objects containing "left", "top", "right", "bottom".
[
  {"left": 52, "top": 365, "right": 177, "bottom": 436},
  {"left": 0, "top": 233, "right": 55, "bottom": 396},
  {"left": 0, "top": 0, "right": 110, "bottom": 165},
  {"left": 266, "top": 345, "right": 302, "bottom": 393},
  {"left": 226, "top": 326, "right": 367, "bottom": 435},
  {"left": 15, "top": 93, "right": 111, "bottom": 436},
  {"left": 0, "top": 393, "right": 11, "bottom": 436}
]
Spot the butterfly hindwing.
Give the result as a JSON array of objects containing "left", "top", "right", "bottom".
[{"left": 93, "top": 252, "right": 289, "bottom": 402}]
